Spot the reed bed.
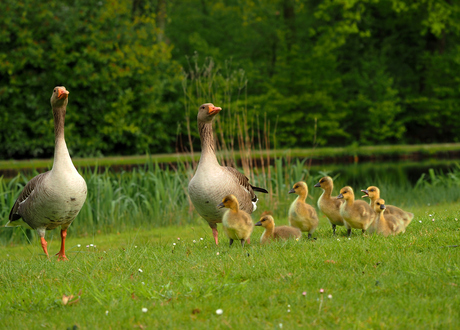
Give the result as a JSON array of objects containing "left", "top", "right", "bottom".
[{"left": 1, "top": 156, "right": 460, "bottom": 246}]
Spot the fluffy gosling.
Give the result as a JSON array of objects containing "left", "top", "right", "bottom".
[
  {"left": 361, "top": 186, "right": 414, "bottom": 229},
  {"left": 217, "top": 194, "right": 254, "bottom": 247},
  {"left": 255, "top": 212, "right": 301, "bottom": 244},
  {"left": 288, "top": 181, "right": 318, "bottom": 239},
  {"left": 373, "top": 198, "right": 405, "bottom": 237},
  {"left": 338, "top": 186, "right": 374, "bottom": 237},
  {"left": 314, "top": 176, "right": 344, "bottom": 235}
]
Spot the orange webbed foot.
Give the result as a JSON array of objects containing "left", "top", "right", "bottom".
[{"left": 55, "top": 252, "right": 69, "bottom": 261}]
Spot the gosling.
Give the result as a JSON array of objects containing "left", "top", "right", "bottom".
[
  {"left": 373, "top": 198, "right": 405, "bottom": 237},
  {"left": 314, "top": 176, "right": 344, "bottom": 235},
  {"left": 288, "top": 181, "right": 319, "bottom": 239},
  {"left": 337, "top": 186, "right": 374, "bottom": 237},
  {"left": 217, "top": 194, "right": 254, "bottom": 247},
  {"left": 255, "top": 212, "right": 302, "bottom": 244},
  {"left": 361, "top": 186, "right": 414, "bottom": 228}
]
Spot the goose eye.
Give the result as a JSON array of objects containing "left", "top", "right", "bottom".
[{"left": 54, "top": 89, "right": 57, "bottom": 93}]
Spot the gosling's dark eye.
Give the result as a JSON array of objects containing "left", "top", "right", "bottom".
[
  {"left": 54, "top": 89, "right": 56, "bottom": 92},
  {"left": 320, "top": 180, "right": 324, "bottom": 183}
]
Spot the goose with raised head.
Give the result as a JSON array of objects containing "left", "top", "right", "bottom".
[
  {"left": 373, "top": 198, "right": 405, "bottom": 237},
  {"left": 361, "top": 186, "right": 414, "bottom": 228},
  {"left": 288, "top": 181, "right": 318, "bottom": 239},
  {"left": 6, "top": 87, "right": 87, "bottom": 260},
  {"left": 337, "top": 186, "right": 374, "bottom": 237},
  {"left": 255, "top": 212, "right": 301, "bottom": 244},
  {"left": 314, "top": 176, "right": 344, "bottom": 235},
  {"left": 217, "top": 194, "right": 254, "bottom": 247},
  {"left": 188, "top": 103, "right": 268, "bottom": 245}
]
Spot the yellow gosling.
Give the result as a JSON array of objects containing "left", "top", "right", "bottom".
[
  {"left": 361, "top": 186, "right": 414, "bottom": 229},
  {"left": 314, "top": 176, "right": 344, "bottom": 235},
  {"left": 288, "top": 181, "right": 319, "bottom": 239},
  {"left": 337, "top": 186, "right": 374, "bottom": 237},
  {"left": 373, "top": 198, "right": 405, "bottom": 237},
  {"left": 217, "top": 194, "right": 254, "bottom": 247},
  {"left": 255, "top": 212, "right": 302, "bottom": 244}
]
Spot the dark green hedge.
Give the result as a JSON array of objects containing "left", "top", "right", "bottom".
[{"left": 1, "top": 0, "right": 460, "bottom": 159}]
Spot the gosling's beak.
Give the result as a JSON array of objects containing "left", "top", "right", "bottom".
[
  {"left": 208, "top": 105, "right": 222, "bottom": 115},
  {"left": 288, "top": 188, "right": 295, "bottom": 194},
  {"left": 255, "top": 221, "right": 262, "bottom": 226},
  {"left": 361, "top": 189, "right": 369, "bottom": 198},
  {"left": 337, "top": 193, "right": 344, "bottom": 199},
  {"left": 217, "top": 202, "right": 225, "bottom": 209},
  {"left": 380, "top": 204, "right": 386, "bottom": 210},
  {"left": 314, "top": 182, "right": 321, "bottom": 188},
  {"left": 58, "top": 88, "right": 69, "bottom": 99}
]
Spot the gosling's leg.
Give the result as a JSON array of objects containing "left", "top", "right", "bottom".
[
  {"left": 229, "top": 239, "right": 234, "bottom": 247},
  {"left": 332, "top": 224, "right": 336, "bottom": 235},
  {"left": 240, "top": 239, "right": 245, "bottom": 247},
  {"left": 347, "top": 228, "right": 352, "bottom": 237}
]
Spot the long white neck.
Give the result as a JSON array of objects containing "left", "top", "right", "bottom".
[{"left": 51, "top": 106, "right": 77, "bottom": 174}]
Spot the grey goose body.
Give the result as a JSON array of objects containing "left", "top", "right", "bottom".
[
  {"left": 6, "top": 86, "right": 87, "bottom": 260},
  {"left": 188, "top": 103, "right": 267, "bottom": 245}
]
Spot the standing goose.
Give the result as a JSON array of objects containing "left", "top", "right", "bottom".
[
  {"left": 188, "top": 103, "right": 268, "bottom": 245},
  {"left": 255, "top": 212, "right": 301, "bottom": 244},
  {"left": 6, "top": 86, "right": 87, "bottom": 260},
  {"left": 288, "top": 181, "right": 318, "bottom": 239},
  {"left": 337, "top": 186, "right": 374, "bottom": 237},
  {"left": 361, "top": 186, "right": 414, "bottom": 228},
  {"left": 314, "top": 176, "right": 344, "bottom": 235},
  {"left": 373, "top": 199, "right": 405, "bottom": 237},
  {"left": 217, "top": 194, "right": 254, "bottom": 247}
]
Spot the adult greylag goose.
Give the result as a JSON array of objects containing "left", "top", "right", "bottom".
[
  {"left": 314, "top": 176, "right": 344, "bottom": 235},
  {"left": 255, "top": 211, "right": 301, "bottom": 244},
  {"left": 6, "top": 86, "right": 87, "bottom": 261},
  {"left": 288, "top": 181, "right": 318, "bottom": 239},
  {"left": 217, "top": 194, "right": 254, "bottom": 247},
  {"left": 337, "top": 186, "right": 374, "bottom": 237},
  {"left": 373, "top": 198, "right": 405, "bottom": 237},
  {"left": 188, "top": 103, "right": 268, "bottom": 245},
  {"left": 361, "top": 186, "right": 414, "bottom": 228}
]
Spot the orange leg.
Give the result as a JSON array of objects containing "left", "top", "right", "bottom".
[
  {"left": 55, "top": 229, "right": 69, "bottom": 261},
  {"left": 246, "top": 237, "right": 251, "bottom": 245},
  {"left": 212, "top": 227, "right": 219, "bottom": 245},
  {"left": 40, "top": 237, "right": 49, "bottom": 259}
]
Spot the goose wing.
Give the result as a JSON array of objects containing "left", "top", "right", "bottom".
[
  {"left": 223, "top": 166, "right": 268, "bottom": 201},
  {"left": 8, "top": 172, "right": 49, "bottom": 222}
]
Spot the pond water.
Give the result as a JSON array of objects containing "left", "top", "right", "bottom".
[{"left": 307, "top": 158, "right": 460, "bottom": 187}]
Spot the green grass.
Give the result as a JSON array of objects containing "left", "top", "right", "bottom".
[
  {"left": 1, "top": 202, "right": 459, "bottom": 329},
  {"left": 2, "top": 156, "right": 460, "bottom": 328}
]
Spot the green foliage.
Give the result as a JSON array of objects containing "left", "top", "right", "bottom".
[
  {"left": 0, "top": 0, "right": 182, "bottom": 159},
  {"left": 1, "top": 0, "right": 460, "bottom": 157}
]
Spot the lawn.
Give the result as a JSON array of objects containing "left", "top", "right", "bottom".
[{"left": 1, "top": 202, "right": 459, "bottom": 329}]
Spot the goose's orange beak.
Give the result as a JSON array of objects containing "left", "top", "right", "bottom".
[
  {"left": 208, "top": 106, "right": 222, "bottom": 115},
  {"left": 58, "top": 88, "right": 69, "bottom": 99}
]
